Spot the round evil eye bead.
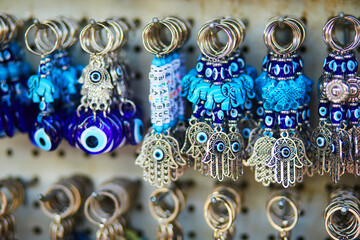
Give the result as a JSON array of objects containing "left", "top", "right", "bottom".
[
  {"left": 316, "top": 135, "right": 326, "bottom": 149},
  {"left": 297, "top": 107, "right": 305, "bottom": 124},
  {"left": 323, "top": 54, "right": 335, "bottom": 73},
  {"left": 29, "top": 114, "right": 63, "bottom": 151},
  {"left": 280, "top": 146, "right": 291, "bottom": 159},
  {"left": 119, "top": 102, "right": 144, "bottom": 145},
  {"left": 196, "top": 60, "right": 206, "bottom": 77},
  {"left": 215, "top": 141, "right": 225, "bottom": 153},
  {"left": 242, "top": 128, "right": 251, "bottom": 139},
  {"left": 231, "top": 141, "right": 241, "bottom": 153},
  {"left": 212, "top": 109, "right": 225, "bottom": 124},
  {"left": 264, "top": 110, "right": 276, "bottom": 129},
  {"left": 89, "top": 70, "right": 103, "bottom": 84},
  {"left": 244, "top": 100, "right": 253, "bottom": 110},
  {"left": 292, "top": 56, "right": 303, "bottom": 74},
  {"left": 75, "top": 113, "right": 113, "bottom": 154},
  {"left": 330, "top": 105, "right": 344, "bottom": 125},
  {"left": 196, "top": 131, "right": 208, "bottom": 144},
  {"left": 1, "top": 103, "right": 15, "bottom": 137},
  {"left": 212, "top": 62, "right": 222, "bottom": 82},
  {"left": 228, "top": 108, "right": 238, "bottom": 120},
  {"left": 106, "top": 113, "right": 125, "bottom": 151},
  {"left": 153, "top": 148, "right": 164, "bottom": 161},
  {"left": 318, "top": 101, "right": 330, "bottom": 120},
  {"left": 193, "top": 103, "right": 205, "bottom": 119},
  {"left": 347, "top": 103, "right": 360, "bottom": 124},
  {"left": 278, "top": 111, "right": 293, "bottom": 130},
  {"left": 205, "top": 62, "right": 214, "bottom": 81},
  {"left": 256, "top": 105, "right": 265, "bottom": 118},
  {"left": 345, "top": 54, "right": 358, "bottom": 75},
  {"left": 283, "top": 59, "right": 294, "bottom": 78}
]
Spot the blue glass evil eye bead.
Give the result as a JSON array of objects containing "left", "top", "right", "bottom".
[
  {"left": 196, "top": 56, "right": 207, "bottom": 77},
  {"left": 107, "top": 112, "right": 125, "bottom": 150},
  {"left": 215, "top": 141, "right": 226, "bottom": 153},
  {"left": 29, "top": 114, "right": 63, "bottom": 151},
  {"left": 292, "top": 56, "right": 303, "bottom": 75},
  {"left": 330, "top": 105, "right": 344, "bottom": 125},
  {"left": 334, "top": 55, "right": 345, "bottom": 76},
  {"left": 12, "top": 99, "right": 36, "bottom": 133},
  {"left": 75, "top": 112, "right": 113, "bottom": 154},
  {"left": 212, "top": 108, "right": 225, "bottom": 124},
  {"left": 347, "top": 104, "right": 360, "bottom": 124},
  {"left": 318, "top": 101, "right": 330, "bottom": 120},
  {"left": 264, "top": 110, "right": 276, "bottom": 129},
  {"left": 1, "top": 103, "right": 15, "bottom": 137},
  {"left": 278, "top": 111, "right": 297, "bottom": 130},
  {"left": 119, "top": 102, "right": 144, "bottom": 145},
  {"left": 344, "top": 54, "right": 358, "bottom": 75},
  {"left": 323, "top": 54, "right": 335, "bottom": 73}
]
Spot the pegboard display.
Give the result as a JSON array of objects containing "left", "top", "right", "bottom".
[{"left": 0, "top": 0, "right": 360, "bottom": 239}]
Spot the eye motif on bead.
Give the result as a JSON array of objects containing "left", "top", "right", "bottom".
[
  {"left": 181, "top": 121, "right": 213, "bottom": 159},
  {"left": 203, "top": 131, "right": 230, "bottom": 181},
  {"left": 244, "top": 136, "right": 276, "bottom": 186},
  {"left": 311, "top": 125, "right": 332, "bottom": 174}
]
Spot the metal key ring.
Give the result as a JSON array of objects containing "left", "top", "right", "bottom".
[
  {"left": 35, "top": 19, "right": 64, "bottom": 53},
  {"left": 266, "top": 193, "right": 299, "bottom": 233},
  {"left": 264, "top": 17, "right": 302, "bottom": 55},
  {"left": 149, "top": 187, "right": 185, "bottom": 223},
  {"left": 198, "top": 21, "right": 236, "bottom": 59},
  {"left": 80, "top": 20, "right": 115, "bottom": 55},
  {"left": 25, "top": 20, "right": 60, "bottom": 56},
  {"left": 325, "top": 205, "right": 360, "bottom": 239},
  {"left": 323, "top": 14, "right": 360, "bottom": 52}
]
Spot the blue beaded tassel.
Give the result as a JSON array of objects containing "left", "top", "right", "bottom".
[
  {"left": 247, "top": 17, "right": 312, "bottom": 188},
  {"left": 312, "top": 14, "right": 360, "bottom": 182}
]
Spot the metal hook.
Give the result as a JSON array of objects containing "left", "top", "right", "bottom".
[
  {"left": 33, "top": 19, "right": 46, "bottom": 30},
  {"left": 38, "top": 190, "right": 60, "bottom": 202},
  {"left": 152, "top": 17, "right": 162, "bottom": 29},
  {"left": 89, "top": 19, "right": 102, "bottom": 30},
  {"left": 91, "top": 192, "right": 104, "bottom": 201},
  {"left": 278, "top": 16, "right": 285, "bottom": 28}
]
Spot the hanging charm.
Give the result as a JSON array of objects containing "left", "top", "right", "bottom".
[{"left": 137, "top": 17, "right": 190, "bottom": 187}]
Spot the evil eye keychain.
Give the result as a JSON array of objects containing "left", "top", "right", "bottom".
[
  {"left": 246, "top": 17, "right": 313, "bottom": 188},
  {"left": 25, "top": 19, "right": 63, "bottom": 151},
  {"left": 312, "top": 13, "right": 360, "bottom": 182},
  {"left": 0, "top": 14, "right": 33, "bottom": 137},
  {"left": 71, "top": 18, "right": 143, "bottom": 154},
  {"left": 136, "top": 17, "right": 190, "bottom": 187},
  {"left": 181, "top": 17, "right": 256, "bottom": 181}
]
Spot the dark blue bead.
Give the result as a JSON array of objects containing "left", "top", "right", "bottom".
[
  {"left": 268, "top": 58, "right": 294, "bottom": 79},
  {"left": 334, "top": 55, "right": 345, "bottom": 76},
  {"left": 278, "top": 111, "right": 297, "bottom": 130},
  {"left": 344, "top": 53, "right": 358, "bottom": 75},
  {"left": 212, "top": 62, "right": 223, "bottom": 82},
  {"left": 318, "top": 101, "right": 330, "bottom": 120},
  {"left": 297, "top": 107, "right": 305, "bottom": 124},
  {"left": 262, "top": 54, "right": 270, "bottom": 71},
  {"left": 292, "top": 56, "right": 303, "bottom": 75},
  {"left": 347, "top": 103, "right": 360, "bottom": 124},
  {"left": 196, "top": 56, "right": 207, "bottom": 78},
  {"left": 212, "top": 108, "right": 226, "bottom": 124},
  {"left": 75, "top": 112, "right": 114, "bottom": 154},
  {"left": 323, "top": 54, "right": 335, "bottom": 73},
  {"left": 228, "top": 108, "right": 238, "bottom": 120},
  {"left": 330, "top": 104, "right": 344, "bottom": 125},
  {"left": 29, "top": 114, "right": 63, "bottom": 151},
  {"left": 264, "top": 110, "right": 276, "bottom": 129},
  {"left": 119, "top": 103, "right": 144, "bottom": 145}
]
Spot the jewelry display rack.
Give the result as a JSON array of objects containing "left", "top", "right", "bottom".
[{"left": 1, "top": 0, "right": 360, "bottom": 239}]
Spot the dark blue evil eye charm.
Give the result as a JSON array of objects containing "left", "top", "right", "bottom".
[
  {"left": 316, "top": 135, "right": 326, "bottom": 149},
  {"left": 334, "top": 55, "right": 345, "bottom": 76},
  {"left": 75, "top": 113, "right": 113, "bottom": 154},
  {"left": 323, "top": 54, "right": 335, "bottom": 73},
  {"left": 330, "top": 105, "right": 344, "bottom": 125},
  {"left": 318, "top": 101, "right": 330, "bottom": 120},
  {"left": 1, "top": 103, "right": 15, "bottom": 137},
  {"left": 228, "top": 108, "right": 238, "bottom": 121},
  {"left": 278, "top": 111, "right": 297, "bottom": 130},
  {"left": 212, "top": 109, "right": 225, "bottom": 124},
  {"left": 264, "top": 110, "right": 276, "bottom": 129},
  {"left": 347, "top": 104, "right": 360, "bottom": 124},
  {"left": 344, "top": 54, "right": 358, "bottom": 75},
  {"left": 12, "top": 99, "right": 36, "bottom": 133},
  {"left": 107, "top": 112, "right": 125, "bottom": 150},
  {"left": 196, "top": 56, "right": 207, "bottom": 77},
  {"left": 280, "top": 146, "right": 291, "bottom": 159},
  {"left": 119, "top": 101, "right": 144, "bottom": 145},
  {"left": 65, "top": 112, "right": 81, "bottom": 147},
  {"left": 212, "top": 62, "right": 222, "bottom": 82},
  {"left": 29, "top": 114, "right": 63, "bottom": 151}
]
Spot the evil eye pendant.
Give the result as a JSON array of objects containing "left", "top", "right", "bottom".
[
  {"left": 120, "top": 101, "right": 144, "bottom": 145},
  {"left": 107, "top": 112, "right": 125, "bottom": 151},
  {"left": 29, "top": 114, "right": 63, "bottom": 151},
  {"left": 1, "top": 103, "right": 15, "bottom": 137},
  {"left": 75, "top": 112, "right": 113, "bottom": 154}
]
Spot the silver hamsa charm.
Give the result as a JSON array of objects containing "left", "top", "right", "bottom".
[
  {"left": 245, "top": 135, "right": 276, "bottom": 186},
  {"left": 311, "top": 122, "right": 332, "bottom": 175}
]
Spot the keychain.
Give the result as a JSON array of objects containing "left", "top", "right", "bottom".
[
  {"left": 181, "top": 17, "right": 256, "bottom": 181},
  {"left": 246, "top": 17, "right": 313, "bottom": 188},
  {"left": 136, "top": 17, "right": 190, "bottom": 187}
]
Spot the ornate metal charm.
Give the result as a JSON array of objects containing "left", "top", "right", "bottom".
[
  {"left": 203, "top": 128, "right": 231, "bottom": 181},
  {"left": 227, "top": 129, "right": 245, "bottom": 180},
  {"left": 325, "top": 78, "right": 349, "bottom": 104},
  {"left": 245, "top": 136, "right": 276, "bottom": 186},
  {"left": 349, "top": 126, "right": 360, "bottom": 176},
  {"left": 347, "top": 77, "right": 360, "bottom": 103},
  {"left": 311, "top": 123, "right": 332, "bottom": 175}
]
